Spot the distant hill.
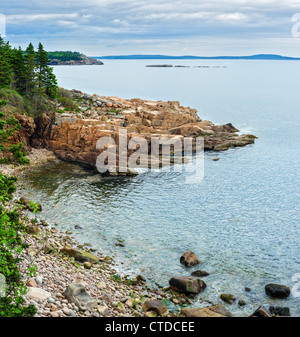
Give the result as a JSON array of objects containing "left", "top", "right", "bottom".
[{"left": 94, "top": 54, "right": 300, "bottom": 61}]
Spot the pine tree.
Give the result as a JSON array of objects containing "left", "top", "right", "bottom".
[
  {"left": 36, "top": 42, "right": 57, "bottom": 99},
  {"left": 24, "top": 43, "right": 38, "bottom": 98},
  {"left": 0, "top": 37, "right": 12, "bottom": 88},
  {"left": 44, "top": 66, "right": 58, "bottom": 99},
  {"left": 10, "top": 47, "right": 26, "bottom": 93},
  {"left": 0, "top": 37, "right": 58, "bottom": 111},
  {"left": 36, "top": 42, "right": 49, "bottom": 89}
]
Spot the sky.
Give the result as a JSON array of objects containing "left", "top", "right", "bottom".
[{"left": 1, "top": 0, "right": 300, "bottom": 56}]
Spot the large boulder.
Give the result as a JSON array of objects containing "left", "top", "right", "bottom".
[
  {"left": 61, "top": 245, "right": 99, "bottom": 264},
  {"left": 180, "top": 251, "right": 201, "bottom": 268},
  {"left": 181, "top": 304, "right": 232, "bottom": 317},
  {"left": 142, "top": 299, "right": 168, "bottom": 316},
  {"left": 63, "top": 283, "right": 97, "bottom": 310},
  {"left": 169, "top": 276, "right": 206, "bottom": 294},
  {"left": 265, "top": 283, "right": 290, "bottom": 299}
]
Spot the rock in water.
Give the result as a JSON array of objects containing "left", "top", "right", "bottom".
[
  {"left": 220, "top": 293, "right": 237, "bottom": 304},
  {"left": 181, "top": 304, "right": 232, "bottom": 317},
  {"left": 265, "top": 283, "right": 290, "bottom": 299},
  {"left": 63, "top": 283, "right": 97, "bottom": 310},
  {"left": 191, "top": 270, "right": 210, "bottom": 277},
  {"left": 250, "top": 306, "right": 272, "bottom": 317},
  {"left": 169, "top": 276, "right": 206, "bottom": 294},
  {"left": 180, "top": 251, "right": 201, "bottom": 267},
  {"left": 269, "top": 306, "right": 290, "bottom": 317},
  {"left": 238, "top": 299, "right": 246, "bottom": 306}
]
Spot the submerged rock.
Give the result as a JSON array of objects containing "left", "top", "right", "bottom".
[
  {"left": 181, "top": 304, "right": 232, "bottom": 317},
  {"left": 191, "top": 270, "right": 210, "bottom": 277},
  {"left": 238, "top": 299, "right": 247, "bottom": 306},
  {"left": 220, "top": 293, "right": 237, "bottom": 304},
  {"left": 169, "top": 276, "right": 206, "bottom": 294}
]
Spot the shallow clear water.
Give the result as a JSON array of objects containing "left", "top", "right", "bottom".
[{"left": 20, "top": 60, "right": 300, "bottom": 316}]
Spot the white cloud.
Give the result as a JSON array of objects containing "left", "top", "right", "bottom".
[
  {"left": 217, "top": 12, "right": 249, "bottom": 23},
  {"left": 6, "top": 13, "right": 79, "bottom": 24},
  {"left": 3, "top": 0, "right": 300, "bottom": 55}
]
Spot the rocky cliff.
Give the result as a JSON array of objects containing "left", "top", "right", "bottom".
[{"left": 23, "top": 90, "right": 256, "bottom": 174}]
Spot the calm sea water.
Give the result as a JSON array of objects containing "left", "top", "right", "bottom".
[{"left": 20, "top": 60, "right": 300, "bottom": 316}]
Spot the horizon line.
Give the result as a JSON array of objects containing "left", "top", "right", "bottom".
[{"left": 91, "top": 53, "right": 300, "bottom": 60}]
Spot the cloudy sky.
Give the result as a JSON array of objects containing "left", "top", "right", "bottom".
[{"left": 1, "top": 0, "right": 300, "bottom": 56}]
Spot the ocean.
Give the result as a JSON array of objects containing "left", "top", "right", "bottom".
[{"left": 20, "top": 59, "right": 300, "bottom": 316}]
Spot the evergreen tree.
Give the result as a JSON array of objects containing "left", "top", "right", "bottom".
[
  {"left": 10, "top": 47, "right": 26, "bottom": 93},
  {"left": 24, "top": 43, "right": 38, "bottom": 98},
  {"left": 0, "top": 37, "right": 58, "bottom": 111},
  {"left": 36, "top": 43, "right": 57, "bottom": 99},
  {"left": 44, "top": 66, "right": 58, "bottom": 99},
  {"left": 36, "top": 42, "right": 49, "bottom": 89},
  {"left": 0, "top": 37, "right": 12, "bottom": 88}
]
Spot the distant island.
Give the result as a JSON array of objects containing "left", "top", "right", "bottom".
[
  {"left": 47, "top": 51, "right": 104, "bottom": 65},
  {"left": 94, "top": 54, "right": 300, "bottom": 61}
]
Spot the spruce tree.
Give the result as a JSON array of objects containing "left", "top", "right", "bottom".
[
  {"left": 24, "top": 43, "right": 38, "bottom": 98},
  {"left": 0, "top": 37, "right": 12, "bottom": 88},
  {"left": 10, "top": 47, "right": 26, "bottom": 93},
  {"left": 36, "top": 42, "right": 49, "bottom": 89}
]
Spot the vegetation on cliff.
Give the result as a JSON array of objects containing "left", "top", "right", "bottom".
[
  {"left": 0, "top": 174, "right": 37, "bottom": 317},
  {"left": 0, "top": 37, "right": 60, "bottom": 165}
]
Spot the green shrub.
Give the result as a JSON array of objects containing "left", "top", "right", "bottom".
[
  {"left": 9, "top": 143, "right": 30, "bottom": 165},
  {"left": 57, "top": 95, "right": 78, "bottom": 111},
  {"left": 0, "top": 89, "right": 26, "bottom": 114},
  {"left": 57, "top": 87, "right": 72, "bottom": 99},
  {"left": 0, "top": 173, "right": 37, "bottom": 317}
]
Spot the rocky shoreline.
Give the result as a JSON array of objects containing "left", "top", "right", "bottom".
[
  {"left": 1, "top": 90, "right": 292, "bottom": 318},
  {"left": 0, "top": 150, "right": 293, "bottom": 317}
]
